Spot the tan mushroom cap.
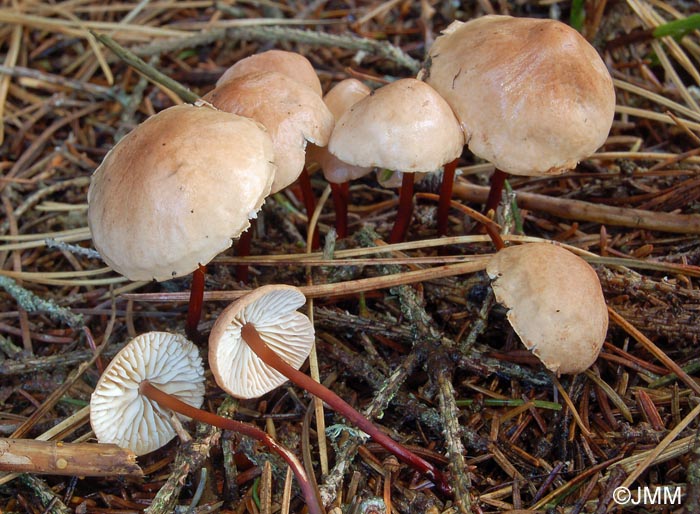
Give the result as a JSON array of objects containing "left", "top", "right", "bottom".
[
  {"left": 486, "top": 243, "right": 608, "bottom": 375},
  {"left": 204, "top": 71, "right": 334, "bottom": 194},
  {"left": 88, "top": 104, "right": 275, "bottom": 281},
  {"left": 328, "top": 78, "right": 464, "bottom": 172},
  {"left": 90, "top": 332, "right": 205, "bottom": 456},
  {"left": 306, "top": 79, "right": 373, "bottom": 183},
  {"left": 420, "top": 15, "right": 615, "bottom": 176},
  {"left": 216, "top": 49, "right": 323, "bottom": 97},
  {"left": 209, "top": 285, "right": 315, "bottom": 399}
]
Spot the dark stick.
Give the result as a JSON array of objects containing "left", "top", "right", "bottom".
[
  {"left": 241, "top": 323, "right": 452, "bottom": 496},
  {"left": 436, "top": 159, "right": 458, "bottom": 237},
  {"left": 298, "top": 167, "right": 320, "bottom": 249},
  {"left": 139, "top": 381, "right": 324, "bottom": 514},
  {"left": 330, "top": 182, "right": 349, "bottom": 239},
  {"left": 235, "top": 229, "right": 253, "bottom": 283},
  {"left": 388, "top": 172, "right": 415, "bottom": 244},
  {"left": 185, "top": 265, "right": 206, "bottom": 343}
]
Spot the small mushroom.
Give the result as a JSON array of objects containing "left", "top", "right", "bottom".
[
  {"left": 90, "top": 331, "right": 205, "bottom": 456},
  {"left": 328, "top": 78, "right": 464, "bottom": 243},
  {"left": 486, "top": 243, "right": 609, "bottom": 375},
  {"left": 306, "top": 78, "right": 373, "bottom": 238},
  {"left": 217, "top": 49, "right": 323, "bottom": 96},
  {"left": 209, "top": 285, "right": 452, "bottom": 495},
  {"left": 90, "top": 331, "right": 323, "bottom": 514},
  {"left": 420, "top": 15, "right": 615, "bottom": 215},
  {"left": 87, "top": 104, "right": 276, "bottom": 338}
]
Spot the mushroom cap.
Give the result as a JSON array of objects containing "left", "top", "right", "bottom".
[
  {"left": 87, "top": 104, "right": 275, "bottom": 281},
  {"left": 90, "top": 332, "right": 205, "bottom": 456},
  {"left": 420, "top": 15, "right": 615, "bottom": 176},
  {"left": 209, "top": 285, "right": 315, "bottom": 399},
  {"left": 204, "top": 71, "right": 334, "bottom": 194},
  {"left": 216, "top": 49, "right": 323, "bottom": 96},
  {"left": 328, "top": 78, "right": 464, "bottom": 172},
  {"left": 486, "top": 243, "right": 608, "bottom": 375},
  {"left": 306, "top": 79, "right": 373, "bottom": 183}
]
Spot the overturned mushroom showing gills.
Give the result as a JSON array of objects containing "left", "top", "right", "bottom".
[
  {"left": 421, "top": 15, "right": 616, "bottom": 214},
  {"left": 90, "top": 331, "right": 206, "bottom": 456},
  {"left": 486, "top": 243, "right": 609, "bottom": 375},
  {"left": 328, "top": 78, "right": 464, "bottom": 243},
  {"left": 209, "top": 284, "right": 452, "bottom": 495},
  {"left": 90, "top": 331, "right": 323, "bottom": 514},
  {"left": 87, "top": 104, "right": 276, "bottom": 339}
]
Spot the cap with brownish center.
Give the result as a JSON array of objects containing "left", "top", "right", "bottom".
[
  {"left": 420, "top": 15, "right": 615, "bottom": 176},
  {"left": 216, "top": 49, "right": 323, "bottom": 96},
  {"left": 204, "top": 71, "right": 334, "bottom": 194},
  {"left": 306, "top": 78, "right": 373, "bottom": 184},
  {"left": 486, "top": 243, "right": 608, "bottom": 375},
  {"left": 209, "top": 285, "right": 315, "bottom": 399},
  {"left": 328, "top": 78, "right": 464, "bottom": 173},
  {"left": 87, "top": 104, "right": 275, "bottom": 281},
  {"left": 90, "top": 332, "right": 205, "bottom": 456}
]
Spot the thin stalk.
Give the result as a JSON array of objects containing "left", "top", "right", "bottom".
[
  {"left": 185, "top": 265, "right": 206, "bottom": 343},
  {"left": 139, "top": 381, "right": 323, "bottom": 514},
  {"left": 436, "top": 159, "right": 458, "bottom": 237},
  {"left": 298, "top": 168, "right": 320, "bottom": 249},
  {"left": 235, "top": 229, "right": 253, "bottom": 283},
  {"left": 330, "top": 182, "right": 349, "bottom": 239},
  {"left": 483, "top": 168, "right": 508, "bottom": 216},
  {"left": 240, "top": 323, "right": 452, "bottom": 496},
  {"left": 388, "top": 173, "right": 415, "bottom": 244}
]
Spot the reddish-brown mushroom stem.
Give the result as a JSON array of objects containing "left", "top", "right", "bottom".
[
  {"left": 388, "top": 173, "right": 415, "bottom": 244},
  {"left": 330, "top": 182, "right": 349, "bottom": 239},
  {"left": 139, "top": 380, "right": 323, "bottom": 514},
  {"left": 483, "top": 169, "right": 508, "bottom": 217},
  {"left": 241, "top": 323, "right": 452, "bottom": 496},
  {"left": 436, "top": 159, "right": 459, "bottom": 237},
  {"left": 297, "top": 167, "right": 320, "bottom": 249},
  {"left": 235, "top": 229, "right": 253, "bottom": 283},
  {"left": 185, "top": 265, "right": 207, "bottom": 343}
]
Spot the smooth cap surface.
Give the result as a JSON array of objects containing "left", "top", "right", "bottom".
[
  {"left": 421, "top": 15, "right": 615, "bottom": 176},
  {"left": 88, "top": 104, "right": 275, "bottom": 281},
  {"left": 204, "top": 71, "right": 334, "bottom": 193},
  {"left": 307, "top": 79, "right": 373, "bottom": 183},
  {"left": 217, "top": 49, "right": 323, "bottom": 96},
  {"left": 486, "top": 243, "right": 608, "bottom": 374},
  {"left": 328, "top": 78, "right": 464, "bottom": 172},
  {"left": 209, "top": 285, "right": 315, "bottom": 399},
  {"left": 90, "top": 332, "right": 205, "bottom": 456}
]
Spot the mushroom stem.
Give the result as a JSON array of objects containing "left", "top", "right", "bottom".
[
  {"left": 185, "top": 265, "right": 206, "bottom": 343},
  {"left": 330, "top": 182, "right": 349, "bottom": 239},
  {"left": 483, "top": 168, "right": 508, "bottom": 216},
  {"left": 139, "top": 380, "right": 323, "bottom": 514},
  {"left": 436, "top": 159, "right": 458, "bottom": 237},
  {"left": 388, "top": 172, "right": 415, "bottom": 244},
  {"left": 235, "top": 229, "right": 253, "bottom": 283},
  {"left": 298, "top": 167, "right": 320, "bottom": 249},
  {"left": 241, "top": 323, "right": 451, "bottom": 496}
]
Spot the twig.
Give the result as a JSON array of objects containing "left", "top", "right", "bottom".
[{"left": 0, "top": 276, "right": 83, "bottom": 328}]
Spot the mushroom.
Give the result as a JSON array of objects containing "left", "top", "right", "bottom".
[
  {"left": 486, "top": 243, "right": 609, "bottom": 375},
  {"left": 328, "top": 78, "right": 464, "bottom": 243},
  {"left": 209, "top": 284, "right": 452, "bottom": 494},
  {"left": 306, "top": 78, "right": 373, "bottom": 239},
  {"left": 90, "top": 331, "right": 205, "bottom": 456},
  {"left": 90, "top": 331, "right": 323, "bottom": 514},
  {"left": 420, "top": 15, "right": 615, "bottom": 216},
  {"left": 217, "top": 49, "right": 323, "bottom": 96},
  {"left": 87, "top": 104, "right": 276, "bottom": 339},
  {"left": 204, "top": 71, "right": 334, "bottom": 266}
]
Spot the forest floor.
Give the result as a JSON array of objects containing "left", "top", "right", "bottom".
[{"left": 2, "top": 0, "right": 700, "bottom": 513}]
